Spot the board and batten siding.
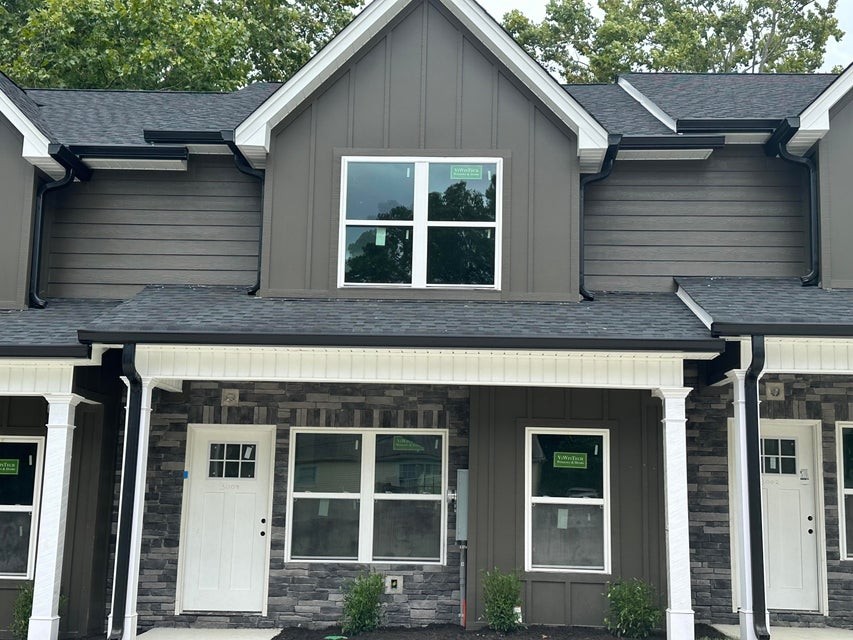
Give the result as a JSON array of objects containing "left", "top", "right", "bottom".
[
  {"left": 585, "top": 146, "right": 809, "bottom": 292},
  {"left": 0, "top": 112, "right": 37, "bottom": 309},
  {"left": 43, "top": 155, "right": 261, "bottom": 299},
  {"left": 262, "top": 0, "right": 580, "bottom": 301},
  {"left": 820, "top": 90, "right": 853, "bottom": 289}
]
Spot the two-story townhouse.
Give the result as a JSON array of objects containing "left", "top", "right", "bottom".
[{"left": 1, "top": 1, "right": 853, "bottom": 640}]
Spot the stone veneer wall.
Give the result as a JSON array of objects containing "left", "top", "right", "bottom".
[
  {"left": 687, "top": 373, "right": 853, "bottom": 630},
  {"left": 135, "top": 382, "right": 469, "bottom": 631}
]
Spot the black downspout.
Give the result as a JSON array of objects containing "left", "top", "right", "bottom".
[
  {"left": 745, "top": 335, "right": 770, "bottom": 640},
  {"left": 29, "top": 167, "right": 75, "bottom": 308},
  {"left": 222, "top": 130, "right": 265, "bottom": 296},
  {"left": 579, "top": 135, "right": 621, "bottom": 301},
  {"left": 108, "top": 344, "right": 142, "bottom": 640}
]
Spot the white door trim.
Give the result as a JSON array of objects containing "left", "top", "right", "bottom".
[
  {"left": 728, "top": 418, "right": 828, "bottom": 615},
  {"left": 175, "top": 424, "right": 276, "bottom": 616}
]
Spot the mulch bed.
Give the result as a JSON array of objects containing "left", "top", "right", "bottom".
[{"left": 273, "top": 623, "right": 728, "bottom": 640}]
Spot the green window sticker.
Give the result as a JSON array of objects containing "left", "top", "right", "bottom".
[
  {"left": 0, "top": 459, "right": 20, "bottom": 475},
  {"left": 393, "top": 436, "right": 425, "bottom": 452},
  {"left": 553, "top": 452, "right": 587, "bottom": 469},
  {"left": 450, "top": 165, "right": 483, "bottom": 181}
]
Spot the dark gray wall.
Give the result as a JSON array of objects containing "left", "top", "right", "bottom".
[
  {"left": 820, "top": 92, "right": 853, "bottom": 288},
  {"left": 262, "top": 0, "right": 580, "bottom": 301},
  {"left": 43, "top": 155, "right": 261, "bottom": 299},
  {"left": 586, "top": 147, "right": 809, "bottom": 292},
  {"left": 467, "top": 387, "right": 666, "bottom": 627},
  {"left": 0, "top": 114, "right": 36, "bottom": 309}
]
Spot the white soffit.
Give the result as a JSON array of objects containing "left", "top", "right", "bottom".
[
  {"left": 82, "top": 158, "right": 188, "bottom": 171},
  {"left": 763, "top": 337, "right": 853, "bottom": 375},
  {"left": 618, "top": 148, "right": 714, "bottom": 161},
  {"left": 234, "top": 0, "right": 610, "bottom": 172},
  {"left": 789, "top": 63, "right": 853, "bottom": 155},
  {"left": 0, "top": 86, "right": 64, "bottom": 178},
  {"left": 724, "top": 132, "right": 771, "bottom": 145}
]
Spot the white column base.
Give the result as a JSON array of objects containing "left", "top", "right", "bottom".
[
  {"left": 666, "top": 609, "right": 695, "bottom": 640},
  {"left": 27, "top": 616, "right": 60, "bottom": 640},
  {"left": 739, "top": 610, "right": 757, "bottom": 640},
  {"left": 123, "top": 612, "right": 138, "bottom": 640}
]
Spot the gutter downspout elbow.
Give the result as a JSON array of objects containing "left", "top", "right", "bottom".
[
  {"left": 745, "top": 335, "right": 771, "bottom": 640},
  {"left": 222, "top": 130, "right": 265, "bottom": 296},
  {"left": 29, "top": 167, "right": 75, "bottom": 308},
  {"left": 579, "top": 135, "right": 621, "bottom": 301},
  {"left": 108, "top": 344, "right": 143, "bottom": 640}
]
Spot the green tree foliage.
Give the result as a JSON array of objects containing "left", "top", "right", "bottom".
[
  {"left": 0, "top": 0, "right": 363, "bottom": 90},
  {"left": 504, "top": 0, "right": 844, "bottom": 82}
]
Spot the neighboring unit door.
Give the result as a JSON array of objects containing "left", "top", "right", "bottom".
[
  {"left": 760, "top": 422, "right": 820, "bottom": 611},
  {"left": 179, "top": 425, "right": 275, "bottom": 613}
]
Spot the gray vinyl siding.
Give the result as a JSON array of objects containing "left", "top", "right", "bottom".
[
  {"left": 0, "top": 113, "right": 36, "bottom": 309},
  {"left": 820, "top": 91, "right": 853, "bottom": 289},
  {"left": 43, "top": 155, "right": 260, "bottom": 299},
  {"left": 262, "top": 0, "right": 580, "bottom": 301},
  {"left": 467, "top": 387, "right": 665, "bottom": 627},
  {"left": 586, "top": 147, "right": 809, "bottom": 292}
]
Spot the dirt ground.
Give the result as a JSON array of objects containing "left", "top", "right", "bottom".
[{"left": 273, "top": 623, "right": 729, "bottom": 640}]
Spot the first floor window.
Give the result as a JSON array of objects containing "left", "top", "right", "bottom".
[
  {"left": 339, "top": 157, "right": 502, "bottom": 289},
  {"left": 525, "top": 428, "right": 610, "bottom": 573},
  {"left": 0, "top": 437, "right": 43, "bottom": 579},
  {"left": 840, "top": 425, "right": 853, "bottom": 558},
  {"left": 286, "top": 429, "right": 447, "bottom": 564}
]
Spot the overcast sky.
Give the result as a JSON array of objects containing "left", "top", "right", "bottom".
[{"left": 475, "top": 0, "right": 853, "bottom": 72}]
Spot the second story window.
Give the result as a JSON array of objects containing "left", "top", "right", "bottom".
[{"left": 339, "top": 157, "right": 502, "bottom": 289}]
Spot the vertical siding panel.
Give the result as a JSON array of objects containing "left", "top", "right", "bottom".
[
  {"left": 0, "top": 114, "right": 34, "bottom": 308},
  {"left": 423, "top": 2, "right": 459, "bottom": 149},
  {"left": 352, "top": 39, "right": 389, "bottom": 149},
  {"left": 388, "top": 3, "right": 424, "bottom": 149},
  {"left": 458, "top": 38, "right": 495, "bottom": 149}
]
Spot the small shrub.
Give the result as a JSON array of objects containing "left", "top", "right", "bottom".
[
  {"left": 481, "top": 567, "right": 523, "bottom": 632},
  {"left": 341, "top": 572, "right": 384, "bottom": 635},
  {"left": 604, "top": 578, "right": 662, "bottom": 639},
  {"left": 10, "top": 583, "right": 33, "bottom": 640}
]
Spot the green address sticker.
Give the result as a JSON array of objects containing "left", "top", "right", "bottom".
[
  {"left": 393, "top": 436, "right": 424, "bottom": 452},
  {"left": 0, "top": 459, "right": 19, "bottom": 475},
  {"left": 553, "top": 452, "right": 587, "bottom": 469},
  {"left": 450, "top": 165, "right": 483, "bottom": 181}
]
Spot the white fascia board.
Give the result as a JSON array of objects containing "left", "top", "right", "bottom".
[
  {"left": 617, "top": 77, "right": 677, "bottom": 132},
  {"left": 618, "top": 148, "right": 714, "bottom": 161},
  {"left": 0, "top": 89, "right": 64, "bottom": 177},
  {"left": 82, "top": 158, "right": 188, "bottom": 171},
  {"left": 788, "top": 64, "right": 853, "bottom": 155},
  {"left": 235, "top": 0, "right": 609, "bottom": 171}
]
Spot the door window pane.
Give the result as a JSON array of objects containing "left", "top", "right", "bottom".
[
  {"left": 426, "top": 228, "right": 495, "bottom": 286},
  {"left": 344, "top": 226, "right": 413, "bottom": 284},
  {"left": 0, "top": 442, "right": 38, "bottom": 506},
  {"left": 346, "top": 162, "right": 414, "bottom": 221},
  {"left": 844, "top": 430, "right": 853, "bottom": 490},
  {"left": 373, "top": 500, "right": 441, "bottom": 561},
  {"left": 531, "top": 434, "right": 604, "bottom": 499},
  {"left": 0, "top": 512, "right": 31, "bottom": 574},
  {"left": 428, "top": 163, "right": 497, "bottom": 222},
  {"left": 291, "top": 498, "right": 359, "bottom": 560},
  {"left": 375, "top": 434, "right": 442, "bottom": 494},
  {"left": 531, "top": 503, "right": 604, "bottom": 570},
  {"left": 293, "top": 433, "right": 362, "bottom": 493}
]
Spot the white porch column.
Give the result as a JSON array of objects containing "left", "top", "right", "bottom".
[
  {"left": 28, "top": 393, "right": 83, "bottom": 640},
  {"left": 653, "top": 387, "right": 695, "bottom": 640}
]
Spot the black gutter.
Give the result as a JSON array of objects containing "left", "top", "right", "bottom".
[
  {"left": 0, "top": 344, "right": 91, "bottom": 358},
  {"left": 77, "top": 329, "right": 723, "bottom": 354},
  {"left": 107, "top": 344, "right": 142, "bottom": 640},
  {"left": 620, "top": 135, "right": 726, "bottom": 150},
  {"left": 745, "top": 335, "right": 770, "bottom": 640},
  {"left": 579, "top": 134, "right": 622, "bottom": 301},
  {"left": 69, "top": 145, "right": 188, "bottom": 161},
  {"left": 29, "top": 144, "right": 93, "bottom": 308},
  {"left": 143, "top": 130, "right": 227, "bottom": 145},
  {"left": 764, "top": 117, "right": 819, "bottom": 286},
  {"left": 677, "top": 118, "right": 783, "bottom": 133},
  {"left": 712, "top": 321, "right": 853, "bottom": 337}
]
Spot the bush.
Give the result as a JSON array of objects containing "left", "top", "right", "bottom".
[
  {"left": 481, "top": 567, "right": 523, "bottom": 632},
  {"left": 341, "top": 572, "right": 384, "bottom": 635},
  {"left": 604, "top": 578, "right": 662, "bottom": 639},
  {"left": 10, "top": 583, "right": 33, "bottom": 640}
]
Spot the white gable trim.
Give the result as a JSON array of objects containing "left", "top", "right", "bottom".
[
  {"left": 616, "top": 77, "right": 677, "bottom": 132},
  {"left": 235, "top": 0, "right": 610, "bottom": 172},
  {"left": 0, "top": 87, "right": 64, "bottom": 178},
  {"left": 788, "top": 64, "right": 853, "bottom": 155}
]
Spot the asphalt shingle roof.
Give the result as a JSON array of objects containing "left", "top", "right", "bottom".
[
  {"left": 621, "top": 72, "right": 837, "bottom": 121},
  {"left": 25, "top": 83, "right": 282, "bottom": 146},
  {"left": 0, "top": 299, "right": 120, "bottom": 356},
  {"left": 79, "top": 285, "right": 721, "bottom": 351},
  {"left": 677, "top": 277, "right": 853, "bottom": 335},
  {"left": 564, "top": 84, "right": 674, "bottom": 136}
]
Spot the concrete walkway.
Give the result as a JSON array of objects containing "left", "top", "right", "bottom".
[
  {"left": 138, "top": 630, "right": 281, "bottom": 640},
  {"left": 714, "top": 625, "right": 853, "bottom": 639}
]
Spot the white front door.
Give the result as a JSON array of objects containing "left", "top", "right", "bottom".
[
  {"left": 179, "top": 425, "right": 275, "bottom": 613},
  {"left": 760, "top": 422, "right": 820, "bottom": 611}
]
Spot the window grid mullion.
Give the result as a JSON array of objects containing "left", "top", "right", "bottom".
[
  {"left": 426, "top": 221, "right": 497, "bottom": 228},
  {"left": 373, "top": 493, "right": 442, "bottom": 501},
  {"left": 411, "top": 162, "right": 429, "bottom": 287},
  {"left": 531, "top": 497, "right": 605, "bottom": 506},
  {"left": 358, "top": 433, "right": 377, "bottom": 562}
]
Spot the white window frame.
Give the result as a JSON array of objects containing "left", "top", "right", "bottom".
[
  {"left": 524, "top": 427, "right": 611, "bottom": 574},
  {"left": 337, "top": 156, "right": 503, "bottom": 290},
  {"left": 285, "top": 427, "right": 449, "bottom": 565},
  {"left": 0, "top": 436, "right": 45, "bottom": 580},
  {"left": 838, "top": 422, "right": 853, "bottom": 560}
]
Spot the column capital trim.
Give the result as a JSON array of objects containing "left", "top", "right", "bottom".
[
  {"left": 652, "top": 386, "right": 692, "bottom": 401},
  {"left": 43, "top": 393, "right": 85, "bottom": 407}
]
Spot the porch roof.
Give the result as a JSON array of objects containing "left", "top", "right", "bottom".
[
  {"left": 677, "top": 276, "right": 853, "bottom": 337},
  {"left": 78, "top": 284, "right": 722, "bottom": 353}
]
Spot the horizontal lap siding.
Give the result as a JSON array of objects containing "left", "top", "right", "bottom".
[
  {"left": 585, "top": 147, "right": 808, "bottom": 292},
  {"left": 44, "top": 156, "right": 261, "bottom": 299}
]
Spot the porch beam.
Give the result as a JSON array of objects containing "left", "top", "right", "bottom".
[
  {"left": 653, "top": 386, "right": 695, "bottom": 640},
  {"left": 28, "top": 393, "right": 83, "bottom": 640}
]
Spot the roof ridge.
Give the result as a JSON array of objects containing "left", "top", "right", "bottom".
[
  {"left": 624, "top": 71, "right": 839, "bottom": 77},
  {"left": 25, "top": 87, "right": 230, "bottom": 95}
]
